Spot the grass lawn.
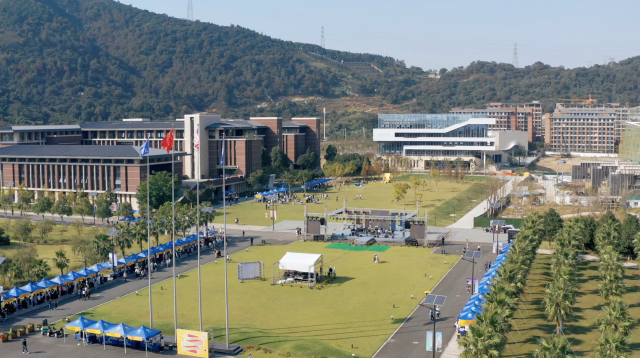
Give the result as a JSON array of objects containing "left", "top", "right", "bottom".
[
  {"left": 69, "top": 242, "right": 456, "bottom": 358},
  {"left": 504, "top": 255, "right": 640, "bottom": 357},
  {"left": 215, "top": 176, "right": 495, "bottom": 227}
]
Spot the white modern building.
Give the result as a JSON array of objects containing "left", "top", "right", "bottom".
[{"left": 373, "top": 114, "right": 528, "bottom": 169}]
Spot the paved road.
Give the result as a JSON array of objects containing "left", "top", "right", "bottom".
[
  {"left": 0, "top": 229, "right": 298, "bottom": 331},
  {"left": 373, "top": 241, "right": 497, "bottom": 358}
]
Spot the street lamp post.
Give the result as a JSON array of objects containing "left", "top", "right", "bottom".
[
  {"left": 466, "top": 251, "right": 482, "bottom": 294},
  {"left": 271, "top": 203, "right": 278, "bottom": 231},
  {"left": 421, "top": 294, "right": 447, "bottom": 358}
]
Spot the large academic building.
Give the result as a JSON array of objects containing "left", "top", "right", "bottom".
[
  {"left": 373, "top": 113, "right": 528, "bottom": 169},
  {"left": 0, "top": 115, "right": 320, "bottom": 209}
]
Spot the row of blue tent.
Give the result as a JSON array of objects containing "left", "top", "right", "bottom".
[
  {"left": 1, "top": 231, "right": 215, "bottom": 304},
  {"left": 457, "top": 241, "right": 514, "bottom": 326},
  {"left": 65, "top": 316, "right": 161, "bottom": 354},
  {"left": 255, "top": 187, "right": 289, "bottom": 197},
  {"left": 303, "top": 178, "right": 331, "bottom": 187}
]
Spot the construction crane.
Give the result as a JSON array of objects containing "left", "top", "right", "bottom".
[{"left": 558, "top": 94, "right": 598, "bottom": 104}]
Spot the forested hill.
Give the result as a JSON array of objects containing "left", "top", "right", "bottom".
[{"left": 2, "top": 0, "right": 640, "bottom": 131}]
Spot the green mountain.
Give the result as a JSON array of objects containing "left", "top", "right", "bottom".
[{"left": 2, "top": 0, "right": 640, "bottom": 139}]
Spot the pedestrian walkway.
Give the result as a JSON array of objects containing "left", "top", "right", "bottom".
[
  {"left": 448, "top": 177, "right": 521, "bottom": 229},
  {"left": 536, "top": 248, "right": 638, "bottom": 268}
]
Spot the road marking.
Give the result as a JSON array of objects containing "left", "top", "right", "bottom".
[{"left": 372, "top": 255, "right": 463, "bottom": 358}]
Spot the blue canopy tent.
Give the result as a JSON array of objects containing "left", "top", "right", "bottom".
[
  {"left": 85, "top": 320, "right": 118, "bottom": 350},
  {"left": 127, "top": 325, "right": 162, "bottom": 356},
  {"left": 89, "top": 262, "right": 113, "bottom": 274},
  {"left": 77, "top": 267, "right": 99, "bottom": 278},
  {"left": 19, "top": 282, "right": 42, "bottom": 295},
  {"left": 2, "top": 287, "right": 31, "bottom": 303},
  {"left": 104, "top": 323, "right": 137, "bottom": 354},
  {"left": 51, "top": 275, "right": 72, "bottom": 286},
  {"left": 462, "top": 298, "right": 484, "bottom": 311},
  {"left": 176, "top": 238, "right": 188, "bottom": 248},
  {"left": 161, "top": 243, "right": 173, "bottom": 253},
  {"left": 65, "top": 316, "right": 98, "bottom": 332},
  {"left": 477, "top": 284, "right": 491, "bottom": 294},
  {"left": 35, "top": 278, "right": 58, "bottom": 290},
  {"left": 458, "top": 306, "right": 482, "bottom": 325},
  {"left": 120, "top": 217, "right": 139, "bottom": 222},
  {"left": 225, "top": 190, "right": 235, "bottom": 195},
  {"left": 62, "top": 271, "right": 86, "bottom": 282},
  {"left": 135, "top": 251, "right": 148, "bottom": 262}
]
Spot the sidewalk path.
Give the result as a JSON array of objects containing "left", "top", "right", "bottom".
[
  {"left": 448, "top": 177, "right": 521, "bottom": 229},
  {"left": 0, "top": 229, "right": 298, "bottom": 331},
  {"left": 373, "top": 241, "right": 497, "bottom": 358},
  {"left": 537, "top": 248, "right": 638, "bottom": 268}
]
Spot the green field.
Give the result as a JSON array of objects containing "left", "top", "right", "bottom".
[
  {"left": 504, "top": 255, "right": 640, "bottom": 357},
  {"left": 69, "top": 242, "right": 456, "bottom": 358},
  {"left": 214, "top": 176, "right": 495, "bottom": 227}
]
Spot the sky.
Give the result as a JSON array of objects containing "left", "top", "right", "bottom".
[{"left": 119, "top": 0, "right": 640, "bottom": 71}]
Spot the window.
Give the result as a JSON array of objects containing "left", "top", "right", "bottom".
[
  {"left": 99, "top": 131, "right": 106, "bottom": 139},
  {"left": 137, "top": 131, "right": 144, "bottom": 139},
  {"left": 127, "top": 131, "right": 134, "bottom": 139},
  {"left": 108, "top": 131, "right": 116, "bottom": 139},
  {"left": 176, "top": 130, "right": 184, "bottom": 139},
  {"left": 0, "top": 133, "right": 12, "bottom": 142},
  {"left": 157, "top": 131, "right": 165, "bottom": 138},
  {"left": 118, "top": 131, "right": 125, "bottom": 139}
]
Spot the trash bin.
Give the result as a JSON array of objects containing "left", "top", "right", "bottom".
[{"left": 441, "top": 249, "right": 445, "bottom": 255}]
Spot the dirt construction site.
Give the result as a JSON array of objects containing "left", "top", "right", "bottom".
[{"left": 533, "top": 155, "right": 603, "bottom": 172}]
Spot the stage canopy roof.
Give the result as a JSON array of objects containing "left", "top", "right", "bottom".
[{"left": 278, "top": 252, "right": 322, "bottom": 272}]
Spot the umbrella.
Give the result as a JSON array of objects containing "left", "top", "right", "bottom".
[
  {"left": 65, "top": 316, "right": 98, "bottom": 332},
  {"left": 104, "top": 323, "right": 137, "bottom": 354},
  {"left": 85, "top": 319, "right": 117, "bottom": 351},
  {"left": 458, "top": 307, "right": 480, "bottom": 326}
]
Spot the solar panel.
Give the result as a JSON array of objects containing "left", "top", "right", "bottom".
[
  {"left": 465, "top": 251, "right": 482, "bottom": 259},
  {"left": 106, "top": 230, "right": 120, "bottom": 236},
  {"left": 423, "top": 294, "right": 447, "bottom": 306},
  {"left": 424, "top": 294, "right": 437, "bottom": 305}
]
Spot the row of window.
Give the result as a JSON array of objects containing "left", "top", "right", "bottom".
[{"left": 82, "top": 130, "right": 185, "bottom": 140}]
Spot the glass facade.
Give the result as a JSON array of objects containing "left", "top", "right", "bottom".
[{"left": 378, "top": 114, "right": 487, "bottom": 129}]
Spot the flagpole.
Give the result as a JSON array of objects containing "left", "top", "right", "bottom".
[
  {"left": 171, "top": 125, "right": 178, "bottom": 339},
  {"left": 223, "top": 132, "right": 229, "bottom": 349},
  {"left": 146, "top": 134, "right": 153, "bottom": 329},
  {"left": 197, "top": 129, "right": 203, "bottom": 332}
]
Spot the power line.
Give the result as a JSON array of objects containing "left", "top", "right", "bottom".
[
  {"left": 321, "top": 26, "right": 325, "bottom": 49},
  {"left": 187, "top": 0, "right": 194, "bottom": 21},
  {"left": 512, "top": 42, "right": 519, "bottom": 68}
]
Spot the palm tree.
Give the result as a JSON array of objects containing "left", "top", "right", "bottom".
[
  {"left": 94, "top": 233, "right": 114, "bottom": 261},
  {"left": 459, "top": 321, "right": 503, "bottom": 358},
  {"left": 131, "top": 220, "right": 148, "bottom": 252},
  {"left": 543, "top": 281, "right": 574, "bottom": 335},
  {"left": 597, "top": 298, "right": 633, "bottom": 337},
  {"left": 595, "top": 333, "right": 629, "bottom": 358},
  {"left": 29, "top": 259, "right": 50, "bottom": 281},
  {"left": 533, "top": 336, "right": 574, "bottom": 358},
  {"left": 116, "top": 224, "right": 133, "bottom": 257},
  {"left": 52, "top": 249, "right": 70, "bottom": 276}
]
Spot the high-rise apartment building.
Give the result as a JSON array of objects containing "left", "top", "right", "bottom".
[
  {"left": 544, "top": 100, "right": 628, "bottom": 154},
  {"left": 450, "top": 101, "right": 543, "bottom": 143}
]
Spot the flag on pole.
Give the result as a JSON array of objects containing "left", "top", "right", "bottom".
[
  {"left": 161, "top": 129, "right": 175, "bottom": 153},
  {"left": 139, "top": 138, "right": 150, "bottom": 158},
  {"left": 220, "top": 137, "right": 225, "bottom": 166},
  {"left": 194, "top": 129, "right": 200, "bottom": 150}
]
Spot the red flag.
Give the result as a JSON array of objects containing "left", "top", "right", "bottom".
[{"left": 161, "top": 128, "right": 175, "bottom": 153}]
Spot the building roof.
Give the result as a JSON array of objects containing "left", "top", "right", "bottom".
[
  {"left": 80, "top": 121, "right": 184, "bottom": 130},
  {"left": 12, "top": 125, "right": 81, "bottom": 132},
  {"left": 0, "top": 145, "right": 185, "bottom": 159},
  {"left": 206, "top": 120, "right": 266, "bottom": 130},
  {"left": 282, "top": 121, "right": 307, "bottom": 128}
]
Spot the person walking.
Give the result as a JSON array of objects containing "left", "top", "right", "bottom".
[
  {"left": 484, "top": 262, "right": 488, "bottom": 272},
  {"left": 250, "top": 237, "right": 254, "bottom": 246},
  {"left": 123, "top": 271, "right": 128, "bottom": 282},
  {"left": 22, "top": 338, "right": 29, "bottom": 354}
]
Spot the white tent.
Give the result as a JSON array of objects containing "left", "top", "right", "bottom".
[
  {"left": 278, "top": 252, "right": 322, "bottom": 271},
  {"left": 273, "top": 252, "right": 324, "bottom": 287}
]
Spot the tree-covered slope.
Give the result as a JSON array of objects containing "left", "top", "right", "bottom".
[{"left": 1, "top": 0, "right": 640, "bottom": 131}]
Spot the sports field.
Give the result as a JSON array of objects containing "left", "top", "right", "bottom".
[
  {"left": 504, "top": 255, "right": 640, "bottom": 357},
  {"left": 214, "top": 176, "right": 494, "bottom": 227},
  {"left": 69, "top": 241, "right": 455, "bottom": 358}
]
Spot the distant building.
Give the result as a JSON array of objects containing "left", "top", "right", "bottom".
[
  {"left": 0, "top": 115, "right": 320, "bottom": 209},
  {"left": 619, "top": 107, "right": 640, "bottom": 163},
  {"left": 373, "top": 113, "right": 528, "bottom": 169},
  {"left": 450, "top": 101, "right": 543, "bottom": 143},
  {"left": 544, "top": 100, "right": 629, "bottom": 154}
]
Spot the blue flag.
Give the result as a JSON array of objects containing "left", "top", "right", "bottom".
[
  {"left": 220, "top": 137, "right": 225, "bottom": 166},
  {"left": 139, "top": 138, "right": 150, "bottom": 158}
]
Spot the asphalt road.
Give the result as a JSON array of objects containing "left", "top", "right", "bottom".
[
  {"left": 373, "top": 241, "right": 497, "bottom": 358},
  {"left": 0, "top": 229, "right": 298, "bottom": 332}
]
